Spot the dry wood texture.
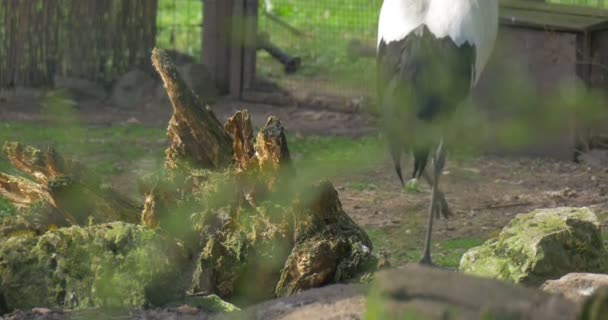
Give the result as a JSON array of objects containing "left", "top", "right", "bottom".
[
  {"left": 0, "top": 142, "right": 141, "bottom": 226},
  {"left": 152, "top": 48, "right": 233, "bottom": 172}
]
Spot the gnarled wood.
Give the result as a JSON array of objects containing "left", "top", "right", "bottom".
[
  {"left": 224, "top": 112, "right": 295, "bottom": 207},
  {"left": 224, "top": 110, "right": 256, "bottom": 173},
  {"left": 152, "top": 47, "right": 233, "bottom": 172},
  {"left": 0, "top": 173, "right": 47, "bottom": 209},
  {"left": 0, "top": 142, "right": 140, "bottom": 226}
]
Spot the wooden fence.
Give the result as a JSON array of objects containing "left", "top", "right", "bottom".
[{"left": 0, "top": 0, "right": 158, "bottom": 88}]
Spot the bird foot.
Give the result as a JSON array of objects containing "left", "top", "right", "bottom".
[
  {"left": 404, "top": 178, "right": 422, "bottom": 193},
  {"left": 418, "top": 256, "right": 437, "bottom": 267},
  {"left": 433, "top": 190, "right": 453, "bottom": 219}
]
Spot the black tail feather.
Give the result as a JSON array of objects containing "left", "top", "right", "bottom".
[
  {"left": 412, "top": 145, "right": 429, "bottom": 179},
  {"left": 390, "top": 142, "right": 405, "bottom": 186}
]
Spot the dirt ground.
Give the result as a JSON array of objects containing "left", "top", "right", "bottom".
[{"left": 1, "top": 79, "right": 607, "bottom": 268}]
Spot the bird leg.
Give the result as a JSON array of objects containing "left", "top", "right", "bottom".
[
  {"left": 419, "top": 141, "right": 446, "bottom": 266},
  {"left": 421, "top": 169, "right": 452, "bottom": 219}
]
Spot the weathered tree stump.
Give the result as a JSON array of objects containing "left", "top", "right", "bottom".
[
  {"left": 0, "top": 142, "right": 140, "bottom": 229},
  {"left": 0, "top": 48, "right": 377, "bottom": 314},
  {"left": 152, "top": 48, "right": 233, "bottom": 172}
]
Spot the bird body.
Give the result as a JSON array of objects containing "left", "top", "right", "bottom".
[
  {"left": 378, "top": 0, "right": 498, "bottom": 85},
  {"left": 376, "top": 0, "right": 498, "bottom": 264}
]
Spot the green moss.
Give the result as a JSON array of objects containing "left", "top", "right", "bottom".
[
  {"left": 0, "top": 222, "right": 188, "bottom": 312},
  {"left": 180, "top": 294, "right": 240, "bottom": 313},
  {"left": 460, "top": 207, "right": 608, "bottom": 285}
]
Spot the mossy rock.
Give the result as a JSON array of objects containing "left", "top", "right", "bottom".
[
  {"left": 460, "top": 207, "right": 608, "bottom": 286},
  {"left": 0, "top": 222, "right": 189, "bottom": 313}
]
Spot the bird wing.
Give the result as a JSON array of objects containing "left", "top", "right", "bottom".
[{"left": 377, "top": 0, "right": 498, "bottom": 85}]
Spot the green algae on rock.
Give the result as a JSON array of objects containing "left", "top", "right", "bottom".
[
  {"left": 0, "top": 222, "right": 189, "bottom": 313},
  {"left": 460, "top": 207, "right": 608, "bottom": 286}
]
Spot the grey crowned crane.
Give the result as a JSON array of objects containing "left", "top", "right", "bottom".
[{"left": 376, "top": 0, "right": 498, "bottom": 265}]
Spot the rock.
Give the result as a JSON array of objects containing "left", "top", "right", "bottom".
[
  {"left": 460, "top": 207, "right": 608, "bottom": 286},
  {"left": 110, "top": 70, "right": 156, "bottom": 109},
  {"left": 213, "top": 284, "right": 367, "bottom": 320},
  {"left": 367, "top": 264, "right": 580, "bottom": 320},
  {"left": 177, "top": 63, "right": 218, "bottom": 103},
  {"left": 0, "top": 222, "right": 189, "bottom": 313},
  {"left": 219, "top": 264, "right": 593, "bottom": 320},
  {"left": 181, "top": 295, "right": 240, "bottom": 313},
  {"left": 53, "top": 76, "right": 107, "bottom": 101},
  {"left": 542, "top": 273, "right": 608, "bottom": 304},
  {"left": 166, "top": 294, "right": 240, "bottom": 315}
]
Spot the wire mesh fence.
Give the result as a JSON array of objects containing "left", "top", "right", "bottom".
[
  {"left": 256, "top": 0, "right": 381, "bottom": 98},
  {"left": 156, "top": 0, "right": 203, "bottom": 59},
  {"left": 254, "top": 0, "right": 608, "bottom": 100}
]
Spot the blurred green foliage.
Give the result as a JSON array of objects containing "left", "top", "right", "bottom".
[{"left": 157, "top": 0, "right": 203, "bottom": 58}]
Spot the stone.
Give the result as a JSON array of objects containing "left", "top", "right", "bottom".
[
  {"left": 213, "top": 284, "right": 366, "bottom": 320},
  {"left": 460, "top": 207, "right": 608, "bottom": 286},
  {"left": 110, "top": 69, "right": 156, "bottom": 109},
  {"left": 53, "top": 76, "right": 107, "bottom": 101},
  {"left": 0, "top": 222, "right": 189, "bottom": 313},
  {"left": 366, "top": 265, "right": 580, "bottom": 320},
  {"left": 177, "top": 63, "right": 218, "bottom": 103},
  {"left": 542, "top": 273, "right": 608, "bottom": 304},
  {"left": 182, "top": 295, "right": 240, "bottom": 313}
]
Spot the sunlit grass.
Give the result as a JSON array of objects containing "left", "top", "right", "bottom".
[
  {"left": 0, "top": 122, "right": 166, "bottom": 177},
  {"left": 367, "top": 227, "right": 486, "bottom": 269}
]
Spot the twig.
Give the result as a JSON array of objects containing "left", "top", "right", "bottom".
[{"left": 473, "top": 201, "right": 534, "bottom": 211}]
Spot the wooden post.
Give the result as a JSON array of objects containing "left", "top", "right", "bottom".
[
  {"left": 202, "top": 0, "right": 234, "bottom": 94},
  {"left": 243, "top": 0, "right": 259, "bottom": 91},
  {"left": 230, "top": 0, "right": 245, "bottom": 98},
  {"left": 203, "top": 0, "right": 258, "bottom": 98}
]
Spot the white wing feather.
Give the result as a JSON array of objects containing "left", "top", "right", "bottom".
[{"left": 378, "top": 0, "right": 498, "bottom": 85}]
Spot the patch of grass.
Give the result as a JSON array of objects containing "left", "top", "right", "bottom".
[
  {"left": 288, "top": 135, "right": 387, "bottom": 183},
  {"left": 404, "top": 179, "right": 422, "bottom": 194},
  {"left": 348, "top": 181, "right": 376, "bottom": 191},
  {"left": 366, "top": 227, "right": 419, "bottom": 266},
  {"left": 367, "top": 226, "right": 485, "bottom": 269},
  {"left": 0, "top": 122, "right": 166, "bottom": 178},
  {"left": 0, "top": 197, "right": 15, "bottom": 221},
  {"left": 434, "top": 238, "right": 486, "bottom": 269}
]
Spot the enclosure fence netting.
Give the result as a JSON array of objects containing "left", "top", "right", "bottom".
[
  {"left": 0, "top": 0, "right": 158, "bottom": 88},
  {"left": 156, "top": 0, "right": 203, "bottom": 59},
  {"left": 255, "top": 0, "right": 608, "bottom": 98},
  {"left": 256, "top": 0, "right": 381, "bottom": 98}
]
